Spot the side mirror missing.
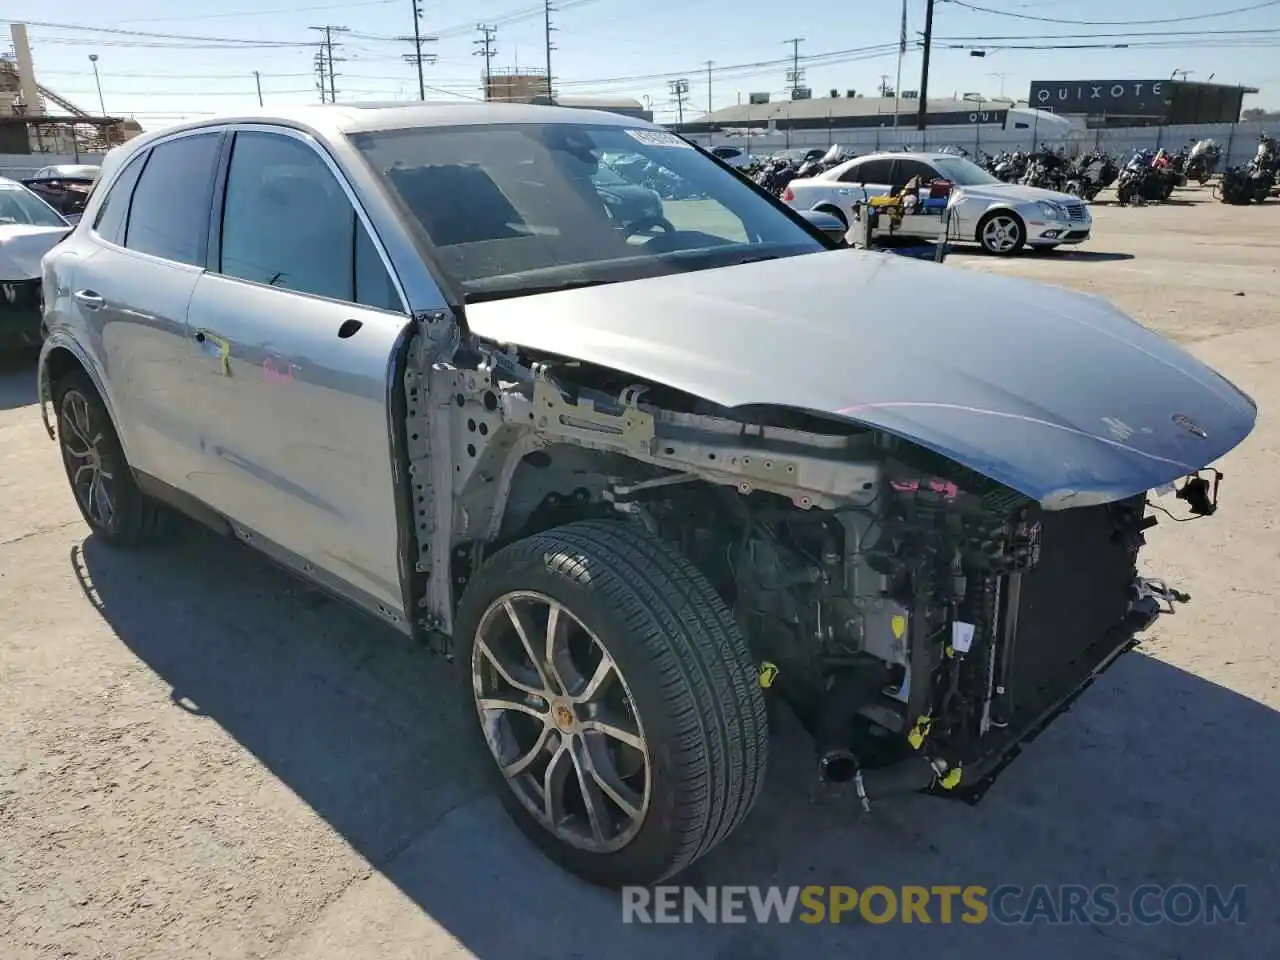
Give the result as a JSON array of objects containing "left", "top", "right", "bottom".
[{"left": 797, "top": 209, "right": 849, "bottom": 245}]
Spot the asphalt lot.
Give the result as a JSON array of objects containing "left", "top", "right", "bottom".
[{"left": 2, "top": 187, "right": 1278, "bottom": 959}]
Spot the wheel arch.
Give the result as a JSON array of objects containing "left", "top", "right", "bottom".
[
  {"left": 973, "top": 203, "right": 1023, "bottom": 242},
  {"left": 37, "top": 336, "right": 121, "bottom": 447},
  {"left": 810, "top": 201, "right": 849, "bottom": 227}
]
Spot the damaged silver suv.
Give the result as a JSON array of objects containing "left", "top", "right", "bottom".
[{"left": 39, "top": 103, "right": 1257, "bottom": 888}]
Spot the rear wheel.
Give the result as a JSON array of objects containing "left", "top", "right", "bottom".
[
  {"left": 977, "top": 210, "right": 1026, "bottom": 256},
  {"left": 453, "top": 519, "right": 769, "bottom": 888},
  {"left": 54, "top": 368, "right": 171, "bottom": 546}
]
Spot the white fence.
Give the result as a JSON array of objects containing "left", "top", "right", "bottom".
[
  {"left": 685, "top": 120, "right": 1273, "bottom": 168},
  {"left": 0, "top": 152, "right": 105, "bottom": 179}
]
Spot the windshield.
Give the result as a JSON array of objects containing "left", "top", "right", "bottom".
[
  {"left": 349, "top": 122, "right": 822, "bottom": 300},
  {"left": 930, "top": 157, "right": 1001, "bottom": 186},
  {"left": 0, "top": 185, "right": 68, "bottom": 227}
]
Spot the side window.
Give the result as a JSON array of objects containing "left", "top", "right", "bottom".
[
  {"left": 841, "top": 159, "right": 893, "bottom": 184},
  {"left": 895, "top": 160, "right": 938, "bottom": 186},
  {"left": 220, "top": 130, "right": 398, "bottom": 308},
  {"left": 92, "top": 153, "right": 148, "bottom": 246},
  {"left": 125, "top": 133, "right": 222, "bottom": 266}
]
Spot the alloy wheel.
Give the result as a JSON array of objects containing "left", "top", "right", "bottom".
[
  {"left": 471, "top": 590, "right": 651, "bottom": 854},
  {"left": 59, "top": 389, "right": 116, "bottom": 530},
  {"left": 981, "top": 215, "right": 1022, "bottom": 254}
]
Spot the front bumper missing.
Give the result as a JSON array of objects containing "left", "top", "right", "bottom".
[{"left": 842, "top": 593, "right": 1167, "bottom": 813}]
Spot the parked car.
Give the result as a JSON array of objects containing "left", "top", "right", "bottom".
[
  {"left": 39, "top": 104, "right": 1255, "bottom": 889},
  {"left": 0, "top": 176, "right": 72, "bottom": 351},
  {"left": 21, "top": 163, "right": 100, "bottom": 220},
  {"left": 708, "top": 145, "right": 754, "bottom": 169},
  {"left": 784, "top": 151, "right": 1093, "bottom": 255}
]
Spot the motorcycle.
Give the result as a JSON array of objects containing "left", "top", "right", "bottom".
[
  {"left": 1064, "top": 151, "right": 1119, "bottom": 202},
  {"left": 1116, "top": 149, "right": 1178, "bottom": 204},
  {"left": 1184, "top": 138, "right": 1222, "bottom": 185},
  {"left": 1020, "top": 146, "right": 1071, "bottom": 192},
  {"left": 1218, "top": 134, "right": 1278, "bottom": 204}
]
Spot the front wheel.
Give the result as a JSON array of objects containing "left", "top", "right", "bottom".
[
  {"left": 977, "top": 210, "right": 1026, "bottom": 256},
  {"left": 454, "top": 520, "right": 769, "bottom": 888}
]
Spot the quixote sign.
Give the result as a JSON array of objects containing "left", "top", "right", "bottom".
[{"left": 1028, "top": 80, "right": 1172, "bottom": 117}]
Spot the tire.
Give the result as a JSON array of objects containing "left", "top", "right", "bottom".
[
  {"left": 53, "top": 367, "right": 171, "bottom": 547},
  {"left": 453, "top": 519, "right": 769, "bottom": 888},
  {"left": 976, "top": 210, "right": 1025, "bottom": 256}
]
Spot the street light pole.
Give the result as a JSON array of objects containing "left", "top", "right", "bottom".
[
  {"left": 88, "top": 54, "right": 106, "bottom": 115},
  {"left": 253, "top": 70, "right": 264, "bottom": 106}
]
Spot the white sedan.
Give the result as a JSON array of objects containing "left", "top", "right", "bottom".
[{"left": 783, "top": 151, "right": 1093, "bottom": 256}]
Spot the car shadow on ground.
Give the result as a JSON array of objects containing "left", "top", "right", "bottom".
[
  {"left": 72, "top": 531, "right": 1280, "bottom": 959},
  {"left": 1034, "top": 250, "right": 1136, "bottom": 263},
  {"left": 0, "top": 347, "right": 38, "bottom": 411}
]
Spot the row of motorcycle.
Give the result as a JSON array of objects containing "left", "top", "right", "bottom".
[{"left": 977, "top": 135, "right": 1277, "bottom": 205}]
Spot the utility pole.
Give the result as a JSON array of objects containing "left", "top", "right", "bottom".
[
  {"left": 398, "top": 1, "right": 437, "bottom": 100},
  {"left": 879, "top": 74, "right": 891, "bottom": 97},
  {"left": 668, "top": 78, "right": 689, "bottom": 126},
  {"left": 916, "top": 0, "right": 935, "bottom": 131},
  {"left": 314, "top": 48, "right": 329, "bottom": 103},
  {"left": 310, "top": 25, "right": 348, "bottom": 103},
  {"left": 253, "top": 70, "right": 263, "bottom": 107},
  {"left": 783, "top": 37, "right": 804, "bottom": 98},
  {"left": 704, "top": 60, "right": 714, "bottom": 115},
  {"left": 474, "top": 24, "right": 497, "bottom": 100},
  {"left": 986, "top": 71, "right": 1010, "bottom": 98},
  {"left": 543, "top": 0, "right": 556, "bottom": 99}
]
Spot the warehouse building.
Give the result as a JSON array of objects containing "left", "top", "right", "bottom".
[{"left": 1027, "top": 78, "right": 1260, "bottom": 128}]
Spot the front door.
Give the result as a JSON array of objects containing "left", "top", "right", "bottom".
[{"left": 181, "top": 127, "right": 412, "bottom": 620}]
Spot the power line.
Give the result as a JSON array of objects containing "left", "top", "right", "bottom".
[
  {"left": 117, "top": 0, "right": 396, "bottom": 24},
  {"left": 0, "top": 16, "right": 312, "bottom": 46},
  {"left": 475, "top": 24, "right": 498, "bottom": 99},
  {"left": 945, "top": 0, "right": 1280, "bottom": 26}
]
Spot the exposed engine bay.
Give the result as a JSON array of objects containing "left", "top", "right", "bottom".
[{"left": 405, "top": 326, "right": 1220, "bottom": 806}]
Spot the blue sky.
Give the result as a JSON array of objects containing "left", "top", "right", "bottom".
[{"left": 7, "top": 0, "right": 1279, "bottom": 128}]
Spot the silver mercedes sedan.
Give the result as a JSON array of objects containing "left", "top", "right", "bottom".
[{"left": 36, "top": 103, "right": 1254, "bottom": 889}]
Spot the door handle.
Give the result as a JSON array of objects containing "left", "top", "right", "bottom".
[
  {"left": 193, "top": 328, "right": 232, "bottom": 377},
  {"left": 74, "top": 289, "right": 104, "bottom": 310}
]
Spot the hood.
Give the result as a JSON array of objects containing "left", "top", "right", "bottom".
[
  {"left": 0, "top": 223, "right": 71, "bottom": 282},
  {"left": 962, "top": 182, "right": 1080, "bottom": 206},
  {"left": 464, "top": 250, "right": 1257, "bottom": 508}
]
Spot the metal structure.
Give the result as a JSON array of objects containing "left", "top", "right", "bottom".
[
  {"left": 399, "top": 1, "right": 438, "bottom": 101},
  {"left": 483, "top": 68, "right": 551, "bottom": 104},
  {"left": 474, "top": 24, "right": 498, "bottom": 99}
]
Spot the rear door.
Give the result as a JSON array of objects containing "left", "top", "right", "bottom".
[
  {"left": 839, "top": 158, "right": 894, "bottom": 196},
  {"left": 181, "top": 126, "right": 412, "bottom": 620},
  {"left": 69, "top": 129, "right": 225, "bottom": 486}
]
